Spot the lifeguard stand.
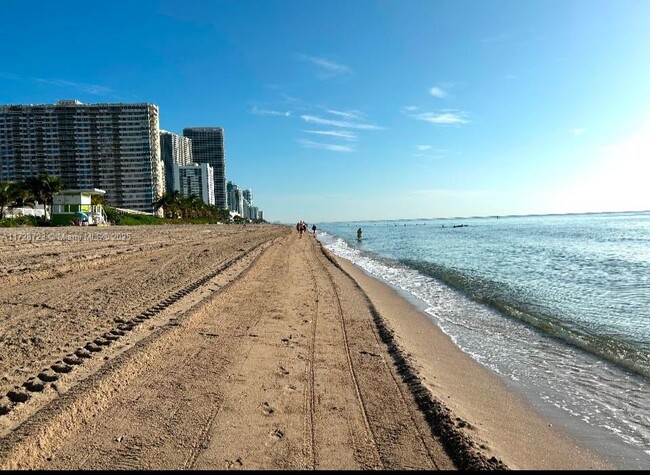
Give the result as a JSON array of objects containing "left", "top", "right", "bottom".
[{"left": 51, "top": 189, "right": 108, "bottom": 226}]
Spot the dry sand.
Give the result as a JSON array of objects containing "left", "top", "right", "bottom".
[{"left": 0, "top": 225, "right": 611, "bottom": 469}]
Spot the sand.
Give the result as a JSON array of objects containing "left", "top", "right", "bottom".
[{"left": 0, "top": 225, "right": 611, "bottom": 469}]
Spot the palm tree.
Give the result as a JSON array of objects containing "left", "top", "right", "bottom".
[
  {"left": 11, "top": 181, "right": 35, "bottom": 209},
  {"left": 0, "top": 181, "right": 15, "bottom": 220},
  {"left": 27, "top": 174, "right": 64, "bottom": 220},
  {"left": 153, "top": 191, "right": 183, "bottom": 218}
]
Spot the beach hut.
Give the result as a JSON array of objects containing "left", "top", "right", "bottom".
[{"left": 51, "top": 189, "right": 108, "bottom": 226}]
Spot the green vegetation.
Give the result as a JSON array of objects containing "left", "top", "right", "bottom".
[
  {"left": 0, "top": 175, "right": 64, "bottom": 226},
  {"left": 1, "top": 179, "right": 266, "bottom": 227},
  {"left": 0, "top": 215, "right": 43, "bottom": 227},
  {"left": 104, "top": 206, "right": 244, "bottom": 226},
  {"left": 152, "top": 191, "right": 232, "bottom": 222}
]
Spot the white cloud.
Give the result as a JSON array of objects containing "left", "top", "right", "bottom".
[
  {"left": 416, "top": 144, "right": 432, "bottom": 151},
  {"left": 297, "top": 139, "right": 354, "bottom": 153},
  {"left": 251, "top": 106, "right": 291, "bottom": 117},
  {"left": 429, "top": 86, "right": 448, "bottom": 98},
  {"left": 402, "top": 108, "right": 469, "bottom": 125},
  {"left": 326, "top": 109, "right": 364, "bottom": 120},
  {"left": 301, "top": 114, "right": 384, "bottom": 130},
  {"left": 571, "top": 127, "right": 586, "bottom": 136},
  {"left": 402, "top": 105, "right": 419, "bottom": 112},
  {"left": 33, "top": 78, "right": 112, "bottom": 95},
  {"left": 297, "top": 54, "right": 350, "bottom": 78},
  {"left": 303, "top": 130, "right": 358, "bottom": 141}
]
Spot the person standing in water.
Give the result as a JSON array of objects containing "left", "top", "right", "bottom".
[
  {"left": 312, "top": 224, "right": 317, "bottom": 234},
  {"left": 357, "top": 227, "right": 362, "bottom": 240}
]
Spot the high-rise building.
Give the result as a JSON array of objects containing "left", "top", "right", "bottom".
[
  {"left": 182, "top": 127, "right": 227, "bottom": 209},
  {"left": 0, "top": 100, "right": 163, "bottom": 213},
  {"left": 160, "top": 130, "right": 192, "bottom": 195},
  {"left": 226, "top": 180, "right": 244, "bottom": 216},
  {"left": 249, "top": 205, "right": 260, "bottom": 221},
  {"left": 173, "top": 162, "right": 215, "bottom": 206},
  {"left": 242, "top": 188, "right": 252, "bottom": 205}
]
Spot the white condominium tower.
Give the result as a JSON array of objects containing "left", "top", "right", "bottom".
[
  {"left": 173, "top": 162, "right": 215, "bottom": 206},
  {"left": 226, "top": 180, "right": 244, "bottom": 216},
  {"left": 160, "top": 130, "right": 192, "bottom": 195},
  {"left": 182, "top": 127, "right": 227, "bottom": 209},
  {"left": 0, "top": 100, "right": 164, "bottom": 213}
]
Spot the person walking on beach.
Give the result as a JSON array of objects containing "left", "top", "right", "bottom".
[
  {"left": 357, "top": 227, "right": 362, "bottom": 241},
  {"left": 312, "top": 224, "right": 317, "bottom": 234},
  {"left": 297, "top": 220, "right": 306, "bottom": 238}
]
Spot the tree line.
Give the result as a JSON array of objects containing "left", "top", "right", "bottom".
[
  {"left": 0, "top": 176, "right": 263, "bottom": 225},
  {"left": 153, "top": 190, "right": 233, "bottom": 222},
  {"left": 0, "top": 175, "right": 64, "bottom": 220}
]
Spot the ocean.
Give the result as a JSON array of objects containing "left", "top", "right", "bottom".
[{"left": 315, "top": 211, "right": 650, "bottom": 469}]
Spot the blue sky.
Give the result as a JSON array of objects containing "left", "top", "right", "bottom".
[{"left": 2, "top": 0, "right": 649, "bottom": 223}]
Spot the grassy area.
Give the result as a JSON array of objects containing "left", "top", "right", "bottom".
[
  {"left": 0, "top": 215, "right": 47, "bottom": 227},
  {"left": 115, "top": 214, "right": 225, "bottom": 226}
]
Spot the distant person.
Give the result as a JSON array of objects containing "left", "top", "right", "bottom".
[
  {"left": 357, "top": 227, "right": 362, "bottom": 241},
  {"left": 297, "top": 220, "right": 306, "bottom": 238},
  {"left": 312, "top": 224, "right": 317, "bottom": 234}
]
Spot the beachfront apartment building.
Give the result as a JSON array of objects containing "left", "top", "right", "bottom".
[
  {"left": 173, "top": 162, "right": 215, "bottom": 206},
  {"left": 0, "top": 100, "right": 164, "bottom": 213},
  {"left": 226, "top": 180, "right": 244, "bottom": 216},
  {"left": 160, "top": 130, "right": 192, "bottom": 195},
  {"left": 182, "top": 127, "right": 227, "bottom": 209},
  {"left": 241, "top": 188, "right": 262, "bottom": 220},
  {"left": 242, "top": 188, "right": 252, "bottom": 205},
  {"left": 227, "top": 182, "right": 264, "bottom": 220}
]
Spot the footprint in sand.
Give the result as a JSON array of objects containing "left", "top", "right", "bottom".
[
  {"left": 225, "top": 458, "right": 243, "bottom": 469},
  {"left": 261, "top": 402, "right": 275, "bottom": 416},
  {"left": 268, "top": 428, "right": 284, "bottom": 442}
]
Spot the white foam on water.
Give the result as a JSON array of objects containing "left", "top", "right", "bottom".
[{"left": 318, "top": 231, "right": 650, "bottom": 469}]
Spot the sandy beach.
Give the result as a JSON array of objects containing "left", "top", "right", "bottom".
[{"left": 0, "top": 225, "right": 611, "bottom": 470}]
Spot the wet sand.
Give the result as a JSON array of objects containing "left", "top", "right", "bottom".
[{"left": 0, "top": 225, "right": 611, "bottom": 469}]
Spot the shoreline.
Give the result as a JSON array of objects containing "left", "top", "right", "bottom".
[
  {"left": 0, "top": 226, "right": 617, "bottom": 469},
  {"left": 326, "top": 246, "right": 613, "bottom": 470}
]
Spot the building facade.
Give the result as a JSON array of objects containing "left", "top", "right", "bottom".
[
  {"left": 182, "top": 127, "right": 227, "bottom": 209},
  {"left": 0, "top": 100, "right": 164, "bottom": 213},
  {"left": 160, "top": 130, "right": 192, "bottom": 195},
  {"left": 242, "top": 188, "right": 252, "bottom": 205},
  {"left": 173, "top": 162, "right": 215, "bottom": 206},
  {"left": 226, "top": 180, "right": 244, "bottom": 216}
]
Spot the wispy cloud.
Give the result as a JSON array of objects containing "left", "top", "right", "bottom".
[
  {"left": 251, "top": 106, "right": 291, "bottom": 117},
  {"left": 303, "top": 130, "right": 358, "bottom": 141},
  {"left": 414, "top": 147, "right": 455, "bottom": 159},
  {"left": 402, "top": 108, "right": 469, "bottom": 125},
  {"left": 429, "top": 86, "right": 448, "bottom": 99},
  {"left": 326, "top": 109, "right": 364, "bottom": 120},
  {"left": 572, "top": 127, "right": 586, "bottom": 136},
  {"left": 504, "top": 74, "right": 518, "bottom": 80},
  {"left": 33, "top": 78, "right": 112, "bottom": 95},
  {"left": 297, "top": 54, "right": 350, "bottom": 79},
  {"left": 297, "top": 139, "right": 354, "bottom": 153},
  {"left": 402, "top": 105, "right": 419, "bottom": 112},
  {"left": 301, "top": 114, "right": 384, "bottom": 130}
]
